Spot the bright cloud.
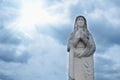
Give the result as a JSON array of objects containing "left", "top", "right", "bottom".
[{"left": 11, "top": 0, "right": 72, "bottom": 35}]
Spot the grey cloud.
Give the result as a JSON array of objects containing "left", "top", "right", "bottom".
[
  {"left": 0, "top": 44, "right": 30, "bottom": 63},
  {"left": 89, "top": 18, "right": 120, "bottom": 46},
  {"left": 109, "top": 0, "right": 120, "bottom": 7},
  {"left": 0, "top": 73, "right": 13, "bottom": 80},
  {"left": 95, "top": 56, "right": 120, "bottom": 80},
  {"left": 69, "top": 0, "right": 95, "bottom": 18},
  {"left": 0, "top": 28, "right": 21, "bottom": 45},
  {"left": 68, "top": 0, "right": 110, "bottom": 20},
  {"left": 0, "top": 36, "right": 67, "bottom": 80},
  {"left": 0, "top": 28, "right": 30, "bottom": 63},
  {"left": 37, "top": 24, "right": 72, "bottom": 45},
  {"left": 50, "top": 25, "right": 72, "bottom": 45}
]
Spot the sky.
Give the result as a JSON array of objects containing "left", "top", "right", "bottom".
[{"left": 0, "top": 0, "right": 120, "bottom": 80}]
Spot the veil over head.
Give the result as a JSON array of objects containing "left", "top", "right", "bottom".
[{"left": 74, "top": 16, "right": 87, "bottom": 31}]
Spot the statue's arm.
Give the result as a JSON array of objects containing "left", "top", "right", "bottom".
[
  {"left": 72, "top": 30, "right": 84, "bottom": 47},
  {"left": 77, "top": 34, "right": 96, "bottom": 58},
  {"left": 67, "top": 32, "right": 74, "bottom": 52},
  {"left": 80, "top": 34, "right": 88, "bottom": 46},
  {"left": 86, "top": 35, "right": 96, "bottom": 56},
  {"left": 67, "top": 31, "right": 81, "bottom": 52}
]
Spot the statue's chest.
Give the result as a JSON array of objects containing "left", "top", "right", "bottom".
[{"left": 75, "top": 40, "right": 85, "bottom": 48}]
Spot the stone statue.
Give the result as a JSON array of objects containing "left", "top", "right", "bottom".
[{"left": 67, "top": 16, "right": 96, "bottom": 80}]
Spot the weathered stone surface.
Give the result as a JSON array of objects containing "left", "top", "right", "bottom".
[{"left": 67, "top": 16, "right": 96, "bottom": 80}]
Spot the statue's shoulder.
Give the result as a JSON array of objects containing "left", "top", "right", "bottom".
[
  {"left": 70, "top": 32, "right": 74, "bottom": 37},
  {"left": 88, "top": 32, "right": 92, "bottom": 38}
]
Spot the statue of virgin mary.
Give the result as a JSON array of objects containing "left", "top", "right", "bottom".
[{"left": 67, "top": 16, "right": 96, "bottom": 80}]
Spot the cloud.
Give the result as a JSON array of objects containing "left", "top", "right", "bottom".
[
  {"left": 37, "top": 24, "right": 73, "bottom": 45},
  {"left": 14, "top": 0, "right": 71, "bottom": 29},
  {"left": 0, "top": 0, "right": 21, "bottom": 29},
  {"left": 0, "top": 28, "right": 21, "bottom": 45},
  {"left": 0, "top": 34, "right": 68, "bottom": 80},
  {"left": 0, "top": 72, "right": 14, "bottom": 80},
  {"left": 109, "top": 0, "right": 120, "bottom": 7},
  {"left": 0, "top": 44, "right": 30, "bottom": 63},
  {"left": 0, "top": 28, "right": 30, "bottom": 63},
  {"left": 86, "top": 11, "right": 120, "bottom": 51},
  {"left": 95, "top": 45, "right": 120, "bottom": 80},
  {"left": 0, "top": 0, "right": 31, "bottom": 63},
  {"left": 0, "top": 0, "right": 120, "bottom": 80}
]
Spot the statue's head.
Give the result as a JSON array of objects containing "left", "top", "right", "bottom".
[{"left": 74, "top": 16, "right": 87, "bottom": 30}]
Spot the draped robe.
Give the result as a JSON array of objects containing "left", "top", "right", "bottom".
[{"left": 67, "top": 29, "right": 96, "bottom": 80}]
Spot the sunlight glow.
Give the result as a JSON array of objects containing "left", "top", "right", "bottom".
[
  {"left": 15, "top": 1, "right": 69, "bottom": 33},
  {"left": 16, "top": 1, "right": 48, "bottom": 33}
]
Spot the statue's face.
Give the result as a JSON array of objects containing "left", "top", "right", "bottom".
[{"left": 76, "top": 17, "right": 85, "bottom": 28}]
